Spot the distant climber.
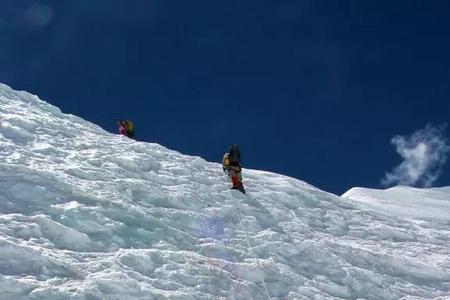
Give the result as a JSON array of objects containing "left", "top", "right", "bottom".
[
  {"left": 222, "top": 145, "right": 245, "bottom": 194},
  {"left": 117, "top": 120, "right": 134, "bottom": 138}
]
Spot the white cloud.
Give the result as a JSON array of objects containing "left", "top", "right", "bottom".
[{"left": 382, "top": 124, "right": 450, "bottom": 187}]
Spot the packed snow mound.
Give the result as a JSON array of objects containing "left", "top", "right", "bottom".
[
  {"left": 0, "top": 82, "right": 450, "bottom": 300},
  {"left": 342, "top": 186, "right": 450, "bottom": 221}
]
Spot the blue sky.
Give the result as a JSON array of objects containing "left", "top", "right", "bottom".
[{"left": 1, "top": 0, "right": 449, "bottom": 194}]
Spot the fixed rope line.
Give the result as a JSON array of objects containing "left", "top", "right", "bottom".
[{"left": 230, "top": 195, "right": 272, "bottom": 300}]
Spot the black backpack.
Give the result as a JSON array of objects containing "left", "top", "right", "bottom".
[{"left": 228, "top": 145, "right": 241, "bottom": 165}]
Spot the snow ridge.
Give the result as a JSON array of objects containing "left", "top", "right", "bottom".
[{"left": 0, "top": 83, "right": 450, "bottom": 299}]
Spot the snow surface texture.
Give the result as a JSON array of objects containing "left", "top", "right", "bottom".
[
  {"left": 0, "top": 82, "right": 449, "bottom": 300},
  {"left": 342, "top": 186, "right": 450, "bottom": 222}
]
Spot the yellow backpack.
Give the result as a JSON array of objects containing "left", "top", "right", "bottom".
[
  {"left": 125, "top": 120, "right": 134, "bottom": 132},
  {"left": 222, "top": 153, "right": 230, "bottom": 170}
]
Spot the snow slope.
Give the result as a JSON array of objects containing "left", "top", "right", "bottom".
[
  {"left": 342, "top": 186, "right": 450, "bottom": 222},
  {"left": 0, "top": 82, "right": 449, "bottom": 300}
]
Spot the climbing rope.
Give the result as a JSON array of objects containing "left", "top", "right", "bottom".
[{"left": 230, "top": 195, "right": 272, "bottom": 300}]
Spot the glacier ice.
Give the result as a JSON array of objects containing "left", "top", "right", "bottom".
[{"left": 0, "top": 82, "right": 449, "bottom": 299}]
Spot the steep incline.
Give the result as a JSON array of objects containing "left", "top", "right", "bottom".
[{"left": 0, "top": 83, "right": 449, "bottom": 300}]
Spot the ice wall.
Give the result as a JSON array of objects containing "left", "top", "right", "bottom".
[{"left": 0, "top": 83, "right": 449, "bottom": 300}]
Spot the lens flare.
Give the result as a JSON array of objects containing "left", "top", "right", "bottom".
[{"left": 23, "top": 3, "right": 53, "bottom": 28}]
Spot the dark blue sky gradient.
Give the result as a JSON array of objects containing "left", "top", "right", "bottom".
[{"left": 1, "top": 0, "right": 449, "bottom": 194}]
